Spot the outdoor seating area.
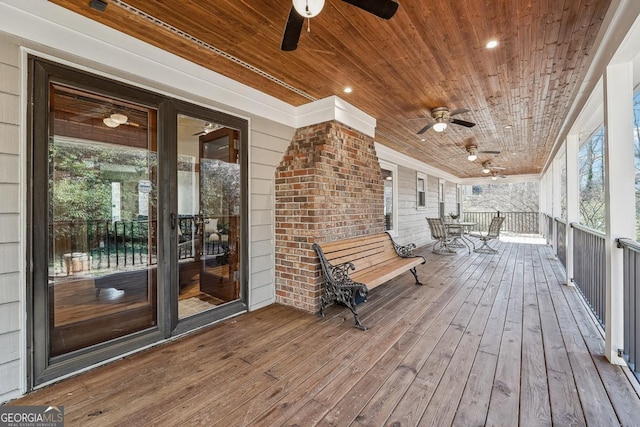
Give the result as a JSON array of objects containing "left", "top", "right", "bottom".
[
  {"left": 427, "top": 216, "right": 506, "bottom": 255},
  {"left": 9, "top": 240, "right": 640, "bottom": 426}
]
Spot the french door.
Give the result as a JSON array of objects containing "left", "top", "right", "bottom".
[{"left": 29, "top": 58, "right": 247, "bottom": 386}]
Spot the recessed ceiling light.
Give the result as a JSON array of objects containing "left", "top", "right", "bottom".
[
  {"left": 343, "top": 87, "right": 353, "bottom": 93},
  {"left": 420, "top": 138, "right": 426, "bottom": 142},
  {"left": 504, "top": 125, "right": 512, "bottom": 129},
  {"left": 486, "top": 40, "right": 499, "bottom": 49}
]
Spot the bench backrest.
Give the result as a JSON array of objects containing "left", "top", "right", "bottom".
[{"left": 316, "top": 233, "right": 398, "bottom": 272}]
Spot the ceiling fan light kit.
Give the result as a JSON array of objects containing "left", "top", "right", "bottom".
[
  {"left": 432, "top": 122, "right": 447, "bottom": 132},
  {"left": 293, "top": 0, "right": 325, "bottom": 18}
]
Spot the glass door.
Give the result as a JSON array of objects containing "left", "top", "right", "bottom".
[
  {"left": 176, "top": 115, "right": 241, "bottom": 319},
  {"left": 43, "top": 83, "right": 159, "bottom": 357},
  {"left": 29, "top": 58, "right": 248, "bottom": 387}
]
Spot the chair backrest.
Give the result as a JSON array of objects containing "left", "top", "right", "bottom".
[
  {"left": 487, "top": 216, "right": 505, "bottom": 238},
  {"left": 426, "top": 217, "right": 447, "bottom": 240}
]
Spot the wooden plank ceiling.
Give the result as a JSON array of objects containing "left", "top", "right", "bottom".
[{"left": 48, "top": 0, "right": 611, "bottom": 178}]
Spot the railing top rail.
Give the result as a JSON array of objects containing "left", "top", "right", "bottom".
[
  {"left": 616, "top": 237, "right": 640, "bottom": 252},
  {"left": 554, "top": 217, "right": 567, "bottom": 224},
  {"left": 570, "top": 222, "right": 606, "bottom": 238}
]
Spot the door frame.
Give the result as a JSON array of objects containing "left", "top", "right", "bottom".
[{"left": 27, "top": 57, "right": 249, "bottom": 388}]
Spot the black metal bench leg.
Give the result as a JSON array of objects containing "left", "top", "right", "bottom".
[
  {"left": 410, "top": 267, "right": 423, "bottom": 285},
  {"left": 316, "top": 293, "right": 330, "bottom": 318},
  {"left": 347, "top": 303, "right": 368, "bottom": 331}
]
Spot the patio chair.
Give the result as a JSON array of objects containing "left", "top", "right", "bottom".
[
  {"left": 469, "top": 216, "right": 505, "bottom": 253},
  {"left": 426, "top": 217, "right": 457, "bottom": 255}
]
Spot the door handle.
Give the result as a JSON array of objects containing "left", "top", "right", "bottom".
[{"left": 171, "top": 213, "right": 177, "bottom": 230}]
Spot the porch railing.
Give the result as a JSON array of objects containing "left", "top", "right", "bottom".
[
  {"left": 616, "top": 238, "right": 640, "bottom": 380},
  {"left": 571, "top": 222, "right": 606, "bottom": 329},
  {"left": 555, "top": 218, "right": 567, "bottom": 268},
  {"left": 462, "top": 211, "right": 539, "bottom": 234},
  {"left": 540, "top": 213, "right": 553, "bottom": 245},
  {"left": 51, "top": 216, "right": 226, "bottom": 276}
]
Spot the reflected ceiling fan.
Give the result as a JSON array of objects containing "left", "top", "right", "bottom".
[
  {"left": 192, "top": 122, "right": 222, "bottom": 136},
  {"left": 102, "top": 112, "right": 139, "bottom": 128},
  {"left": 281, "top": 0, "right": 399, "bottom": 51},
  {"left": 481, "top": 161, "right": 507, "bottom": 174},
  {"left": 416, "top": 107, "right": 476, "bottom": 134},
  {"left": 466, "top": 145, "right": 500, "bottom": 161},
  {"left": 487, "top": 171, "right": 507, "bottom": 180}
]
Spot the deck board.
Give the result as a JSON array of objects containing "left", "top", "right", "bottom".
[{"left": 7, "top": 240, "right": 640, "bottom": 426}]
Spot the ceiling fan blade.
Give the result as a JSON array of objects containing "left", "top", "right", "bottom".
[
  {"left": 492, "top": 166, "right": 507, "bottom": 170},
  {"left": 341, "top": 0, "right": 399, "bottom": 20},
  {"left": 417, "top": 123, "right": 435, "bottom": 134},
  {"left": 450, "top": 118, "right": 476, "bottom": 128},
  {"left": 478, "top": 150, "right": 501, "bottom": 154},
  {"left": 281, "top": 7, "right": 305, "bottom": 51},
  {"left": 449, "top": 108, "right": 470, "bottom": 116}
]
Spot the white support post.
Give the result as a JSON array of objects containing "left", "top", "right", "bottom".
[
  {"left": 565, "top": 134, "right": 579, "bottom": 287},
  {"left": 603, "top": 61, "right": 635, "bottom": 365},
  {"left": 552, "top": 157, "right": 562, "bottom": 254},
  {"left": 539, "top": 173, "right": 547, "bottom": 235}
]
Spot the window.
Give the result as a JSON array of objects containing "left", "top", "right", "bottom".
[
  {"left": 438, "top": 179, "right": 445, "bottom": 219},
  {"left": 579, "top": 126, "right": 605, "bottom": 231},
  {"left": 634, "top": 88, "right": 640, "bottom": 239},
  {"left": 417, "top": 172, "right": 427, "bottom": 209},
  {"left": 380, "top": 161, "right": 397, "bottom": 233}
]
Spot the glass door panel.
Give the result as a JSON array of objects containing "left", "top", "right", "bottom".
[
  {"left": 177, "top": 115, "right": 241, "bottom": 318},
  {"left": 48, "top": 83, "right": 158, "bottom": 356}
]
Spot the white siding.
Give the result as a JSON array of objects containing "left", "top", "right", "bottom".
[
  {"left": 395, "top": 166, "right": 440, "bottom": 248},
  {"left": 249, "top": 117, "right": 294, "bottom": 310},
  {"left": 0, "top": 31, "right": 21, "bottom": 403}
]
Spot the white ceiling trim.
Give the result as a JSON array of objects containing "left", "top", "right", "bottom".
[
  {"left": 296, "top": 96, "right": 376, "bottom": 137},
  {"left": 375, "top": 142, "right": 460, "bottom": 183}
]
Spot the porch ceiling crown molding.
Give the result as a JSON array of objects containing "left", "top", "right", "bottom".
[
  {"left": 0, "top": 0, "right": 377, "bottom": 137},
  {"left": 374, "top": 142, "right": 460, "bottom": 183},
  {"left": 295, "top": 96, "right": 376, "bottom": 137}
]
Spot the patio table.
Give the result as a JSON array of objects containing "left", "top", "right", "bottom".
[{"left": 445, "top": 221, "right": 477, "bottom": 254}]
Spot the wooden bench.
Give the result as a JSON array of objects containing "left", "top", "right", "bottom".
[{"left": 312, "top": 232, "right": 426, "bottom": 330}]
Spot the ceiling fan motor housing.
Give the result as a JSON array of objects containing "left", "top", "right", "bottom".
[{"left": 431, "top": 107, "right": 450, "bottom": 121}]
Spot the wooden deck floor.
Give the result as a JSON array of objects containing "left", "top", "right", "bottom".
[{"left": 9, "top": 240, "right": 640, "bottom": 426}]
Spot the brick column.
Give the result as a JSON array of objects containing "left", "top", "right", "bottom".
[{"left": 274, "top": 121, "right": 384, "bottom": 312}]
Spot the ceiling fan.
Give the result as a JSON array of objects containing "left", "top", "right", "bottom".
[
  {"left": 281, "top": 0, "right": 399, "bottom": 51},
  {"left": 466, "top": 145, "right": 500, "bottom": 161},
  {"left": 481, "top": 161, "right": 507, "bottom": 174},
  {"left": 416, "top": 107, "right": 476, "bottom": 134}
]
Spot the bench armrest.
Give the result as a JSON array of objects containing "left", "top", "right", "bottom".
[
  {"left": 312, "top": 243, "right": 365, "bottom": 289},
  {"left": 387, "top": 234, "right": 426, "bottom": 264}
]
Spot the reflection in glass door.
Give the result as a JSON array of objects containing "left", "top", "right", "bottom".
[
  {"left": 176, "top": 115, "right": 241, "bottom": 319},
  {"left": 46, "top": 83, "right": 158, "bottom": 357}
]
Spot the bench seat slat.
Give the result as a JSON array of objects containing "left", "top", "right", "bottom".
[
  {"left": 351, "top": 257, "right": 424, "bottom": 289},
  {"left": 313, "top": 232, "right": 425, "bottom": 330}
]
